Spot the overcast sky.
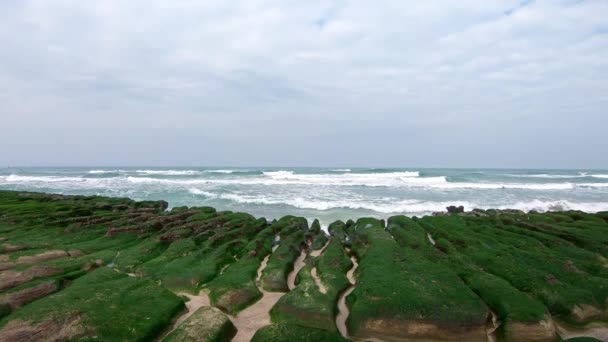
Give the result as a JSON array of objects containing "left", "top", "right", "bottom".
[{"left": 1, "top": 1, "right": 607, "bottom": 168}]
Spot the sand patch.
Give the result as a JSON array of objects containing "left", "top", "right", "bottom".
[
  {"left": 486, "top": 311, "right": 500, "bottom": 342},
  {"left": 555, "top": 320, "right": 608, "bottom": 341},
  {"left": 310, "top": 267, "right": 327, "bottom": 294},
  {"left": 309, "top": 239, "right": 330, "bottom": 258},
  {"left": 230, "top": 237, "right": 309, "bottom": 342},
  {"left": 427, "top": 233, "right": 436, "bottom": 246},
  {"left": 346, "top": 255, "right": 358, "bottom": 284},
  {"left": 336, "top": 253, "right": 359, "bottom": 338},
  {"left": 571, "top": 304, "right": 603, "bottom": 322},
  {"left": 287, "top": 247, "right": 308, "bottom": 290}
]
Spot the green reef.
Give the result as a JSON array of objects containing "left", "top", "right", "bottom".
[{"left": 0, "top": 191, "right": 607, "bottom": 341}]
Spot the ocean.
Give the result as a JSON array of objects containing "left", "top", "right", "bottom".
[{"left": 1, "top": 167, "right": 607, "bottom": 228}]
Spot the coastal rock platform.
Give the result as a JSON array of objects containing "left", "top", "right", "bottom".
[{"left": 0, "top": 190, "right": 606, "bottom": 341}]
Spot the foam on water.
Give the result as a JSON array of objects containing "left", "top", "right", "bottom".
[
  {"left": 506, "top": 173, "right": 586, "bottom": 179},
  {"left": 187, "top": 188, "right": 608, "bottom": 214},
  {"left": 88, "top": 170, "right": 122, "bottom": 174},
  {"left": 125, "top": 175, "right": 588, "bottom": 190},
  {"left": 3, "top": 173, "right": 607, "bottom": 191},
  {"left": 2, "top": 167, "right": 608, "bottom": 224},
  {"left": 134, "top": 170, "right": 202, "bottom": 175},
  {"left": 431, "top": 182, "right": 576, "bottom": 190},
  {"left": 4, "top": 174, "right": 86, "bottom": 183},
  {"left": 203, "top": 169, "right": 237, "bottom": 173}
]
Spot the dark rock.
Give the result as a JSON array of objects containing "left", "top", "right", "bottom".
[
  {"left": 446, "top": 205, "right": 465, "bottom": 214},
  {"left": 158, "top": 200, "right": 169, "bottom": 211},
  {"left": 310, "top": 219, "right": 321, "bottom": 234}
]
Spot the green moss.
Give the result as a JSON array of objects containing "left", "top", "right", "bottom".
[
  {"left": 347, "top": 217, "right": 488, "bottom": 338},
  {"left": 251, "top": 323, "right": 349, "bottom": 342},
  {"left": 1, "top": 190, "right": 607, "bottom": 341},
  {"left": 164, "top": 306, "right": 236, "bottom": 342},
  {"left": 0, "top": 268, "right": 183, "bottom": 341},
  {"left": 271, "top": 238, "right": 351, "bottom": 331},
  {"left": 262, "top": 228, "right": 306, "bottom": 292},
  {"left": 419, "top": 215, "right": 608, "bottom": 323}
]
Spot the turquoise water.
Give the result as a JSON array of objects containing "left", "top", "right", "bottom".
[{"left": 1, "top": 167, "right": 607, "bottom": 227}]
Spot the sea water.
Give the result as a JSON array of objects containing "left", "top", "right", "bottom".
[{"left": 1, "top": 167, "right": 607, "bottom": 228}]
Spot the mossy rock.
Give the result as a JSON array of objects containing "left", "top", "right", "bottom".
[
  {"left": 164, "top": 306, "right": 236, "bottom": 342},
  {"left": 251, "top": 323, "right": 349, "bottom": 342}
]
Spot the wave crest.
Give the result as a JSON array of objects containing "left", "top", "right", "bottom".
[
  {"left": 135, "top": 170, "right": 201, "bottom": 176},
  {"left": 187, "top": 189, "right": 608, "bottom": 214}
]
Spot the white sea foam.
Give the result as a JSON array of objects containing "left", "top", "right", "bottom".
[
  {"left": 88, "top": 170, "right": 121, "bottom": 174},
  {"left": 429, "top": 182, "right": 576, "bottom": 190},
  {"left": 188, "top": 189, "right": 469, "bottom": 213},
  {"left": 331, "top": 169, "right": 352, "bottom": 172},
  {"left": 4, "top": 172, "right": 606, "bottom": 192},
  {"left": 261, "top": 170, "right": 422, "bottom": 186},
  {"left": 579, "top": 183, "right": 608, "bottom": 188},
  {"left": 591, "top": 174, "right": 608, "bottom": 179},
  {"left": 127, "top": 177, "right": 208, "bottom": 185},
  {"left": 135, "top": 170, "right": 202, "bottom": 175},
  {"left": 262, "top": 170, "right": 295, "bottom": 177},
  {"left": 186, "top": 190, "right": 608, "bottom": 214},
  {"left": 188, "top": 188, "right": 218, "bottom": 197},
  {"left": 119, "top": 175, "right": 604, "bottom": 190},
  {"left": 506, "top": 173, "right": 585, "bottom": 179},
  {"left": 203, "top": 170, "right": 236, "bottom": 174},
  {"left": 398, "top": 176, "right": 447, "bottom": 185},
  {"left": 3, "top": 174, "right": 86, "bottom": 183},
  {"left": 495, "top": 200, "right": 608, "bottom": 213}
]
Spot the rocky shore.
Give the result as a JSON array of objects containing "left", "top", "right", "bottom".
[{"left": 0, "top": 190, "right": 606, "bottom": 341}]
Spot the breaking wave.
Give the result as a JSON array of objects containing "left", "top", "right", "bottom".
[
  {"left": 2, "top": 175, "right": 86, "bottom": 183},
  {"left": 130, "top": 176, "right": 582, "bottom": 189},
  {"left": 2, "top": 173, "right": 606, "bottom": 191},
  {"left": 88, "top": 170, "right": 122, "bottom": 174},
  {"left": 505, "top": 173, "right": 586, "bottom": 179},
  {"left": 134, "top": 170, "right": 202, "bottom": 175},
  {"left": 187, "top": 189, "right": 608, "bottom": 214},
  {"left": 203, "top": 170, "right": 237, "bottom": 174},
  {"left": 3, "top": 166, "right": 608, "bottom": 220}
]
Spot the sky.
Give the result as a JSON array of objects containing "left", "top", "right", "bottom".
[{"left": 1, "top": 0, "right": 607, "bottom": 169}]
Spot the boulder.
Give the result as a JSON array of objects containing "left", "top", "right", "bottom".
[{"left": 446, "top": 205, "right": 465, "bottom": 214}]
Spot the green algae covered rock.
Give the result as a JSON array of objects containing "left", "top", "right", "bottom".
[
  {"left": 271, "top": 238, "right": 352, "bottom": 332},
  {"left": 164, "top": 306, "right": 236, "bottom": 342},
  {"left": 1, "top": 190, "right": 607, "bottom": 342},
  {"left": 0, "top": 267, "right": 184, "bottom": 341},
  {"left": 251, "top": 323, "right": 349, "bottom": 342},
  {"left": 347, "top": 217, "right": 489, "bottom": 341}
]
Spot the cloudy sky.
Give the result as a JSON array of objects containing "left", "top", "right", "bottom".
[{"left": 1, "top": 0, "right": 607, "bottom": 168}]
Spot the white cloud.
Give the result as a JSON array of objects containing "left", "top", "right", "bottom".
[{"left": 0, "top": 0, "right": 607, "bottom": 167}]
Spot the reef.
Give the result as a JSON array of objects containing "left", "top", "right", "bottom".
[{"left": 0, "top": 190, "right": 606, "bottom": 341}]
